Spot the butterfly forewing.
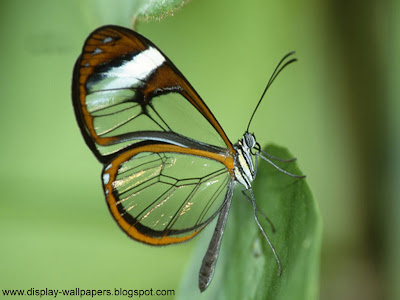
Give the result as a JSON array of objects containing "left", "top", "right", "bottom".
[
  {"left": 102, "top": 143, "right": 234, "bottom": 245},
  {"left": 72, "top": 25, "right": 234, "bottom": 161}
]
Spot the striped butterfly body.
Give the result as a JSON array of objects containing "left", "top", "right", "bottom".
[{"left": 72, "top": 25, "right": 303, "bottom": 292}]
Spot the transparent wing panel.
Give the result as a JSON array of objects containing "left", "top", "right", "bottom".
[
  {"left": 103, "top": 149, "right": 232, "bottom": 243},
  {"left": 149, "top": 93, "right": 225, "bottom": 150}
]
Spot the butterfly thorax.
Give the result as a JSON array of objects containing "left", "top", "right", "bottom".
[{"left": 233, "top": 132, "right": 256, "bottom": 189}]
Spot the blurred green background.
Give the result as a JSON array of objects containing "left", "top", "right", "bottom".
[{"left": 0, "top": 0, "right": 398, "bottom": 299}]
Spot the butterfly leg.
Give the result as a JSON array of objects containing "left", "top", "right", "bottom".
[
  {"left": 256, "top": 152, "right": 306, "bottom": 178},
  {"left": 248, "top": 188, "right": 282, "bottom": 276},
  {"left": 259, "top": 148, "right": 297, "bottom": 162},
  {"left": 241, "top": 189, "right": 276, "bottom": 233}
]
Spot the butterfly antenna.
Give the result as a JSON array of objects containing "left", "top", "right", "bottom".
[
  {"left": 246, "top": 52, "right": 298, "bottom": 132},
  {"left": 249, "top": 188, "right": 282, "bottom": 276}
]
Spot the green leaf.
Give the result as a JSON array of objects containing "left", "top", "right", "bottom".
[
  {"left": 178, "top": 144, "right": 321, "bottom": 300},
  {"left": 136, "top": 0, "right": 188, "bottom": 21},
  {"left": 77, "top": 0, "right": 188, "bottom": 28}
]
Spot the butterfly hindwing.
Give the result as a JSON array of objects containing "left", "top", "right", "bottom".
[{"left": 102, "top": 142, "right": 235, "bottom": 245}]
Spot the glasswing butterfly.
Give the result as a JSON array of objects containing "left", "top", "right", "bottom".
[{"left": 72, "top": 25, "right": 304, "bottom": 292}]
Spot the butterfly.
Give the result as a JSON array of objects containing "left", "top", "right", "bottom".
[{"left": 72, "top": 25, "right": 304, "bottom": 292}]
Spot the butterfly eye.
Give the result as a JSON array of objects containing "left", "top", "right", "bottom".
[{"left": 243, "top": 132, "right": 256, "bottom": 149}]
